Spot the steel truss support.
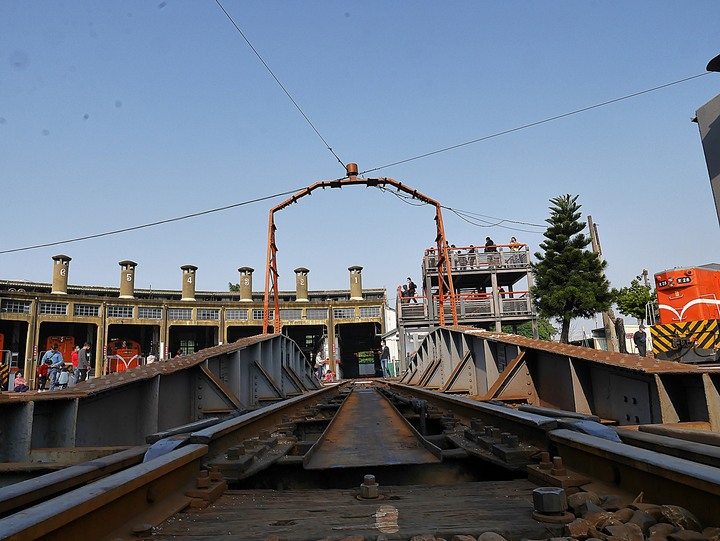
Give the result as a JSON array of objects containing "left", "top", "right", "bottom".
[{"left": 263, "top": 163, "right": 458, "bottom": 334}]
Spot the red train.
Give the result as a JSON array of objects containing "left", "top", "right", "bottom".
[
  {"left": 651, "top": 264, "right": 720, "bottom": 363},
  {"left": 106, "top": 339, "right": 142, "bottom": 373},
  {"left": 45, "top": 336, "right": 75, "bottom": 365}
]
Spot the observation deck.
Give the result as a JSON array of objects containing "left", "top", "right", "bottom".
[{"left": 397, "top": 242, "right": 537, "bottom": 352}]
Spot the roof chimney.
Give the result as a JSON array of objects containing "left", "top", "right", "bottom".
[
  {"left": 294, "top": 267, "right": 309, "bottom": 302},
  {"left": 51, "top": 255, "right": 71, "bottom": 295},
  {"left": 181, "top": 265, "right": 198, "bottom": 301},
  {"left": 119, "top": 260, "right": 137, "bottom": 299}
]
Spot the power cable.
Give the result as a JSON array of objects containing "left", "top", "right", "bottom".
[
  {"left": 449, "top": 208, "right": 544, "bottom": 228},
  {"left": 5, "top": 71, "right": 708, "bottom": 255},
  {"left": 359, "top": 72, "right": 711, "bottom": 175},
  {"left": 0, "top": 188, "right": 305, "bottom": 255},
  {"left": 214, "top": 0, "right": 346, "bottom": 170},
  {"left": 378, "top": 184, "right": 544, "bottom": 232}
]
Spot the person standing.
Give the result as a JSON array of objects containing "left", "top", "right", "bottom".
[
  {"left": 484, "top": 237, "right": 497, "bottom": 252},
  {"left": 484, "top": 237, "right": 499, "bottom": 267},
  {"left": 633, "top": 325, "right": 647, "bottom": 357},
  {"left": 379, "top": 341, "right": 390, "bottom": 379},
  {"left": 42, "top": 343, "right": 64, "bottom": 391},
  {"left": 314, "top": 351, "right": 324, "bottom": 381},
  {"left": 37, "top": 359, "right": 50, "bottom": 391},
  {"left": 71, "top": 345, "right": 80, "bottom": 382},
  {"left": 406, "top": 278, "right": 417, "bottom": 303},
  {"left": 77, "top": 342, "right": 91, "bottom": 383}
]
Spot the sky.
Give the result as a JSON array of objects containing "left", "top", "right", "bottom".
[{"left": 2, "top": 1, "right": 719, "bottom": 338}]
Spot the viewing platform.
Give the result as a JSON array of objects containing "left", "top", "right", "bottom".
[{"left": 397, "top": 242, "right": 537, "bottom": 345}]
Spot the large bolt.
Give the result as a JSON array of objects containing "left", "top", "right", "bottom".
[
  {"left": 360, "top": 474, "right": 380, "bottom": 499},
  {"left": 533, "top": 487, "right": 567, "bottom": 514},
  {"left": 532, "top": 487, "right": 574, "bottom": 524}
]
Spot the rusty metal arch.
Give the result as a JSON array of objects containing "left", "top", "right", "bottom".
[{"left": 263, "top": 163, "right": 458, "bottom": 333}]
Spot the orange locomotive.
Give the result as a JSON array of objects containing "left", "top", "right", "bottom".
[
  {"left": 106, "top": 339, "right": 142, "bottom": 373},
  {"left": 651, "top": 264, "right": 720, "bottom": 363}
]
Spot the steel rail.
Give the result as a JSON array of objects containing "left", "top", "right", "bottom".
[
  {"left": 5, "top": 380, "right": 720, "bottom": 539},
  {"left": 388, "top": 382, "right": 558, "bottom": 449},
  {"left": 549, "top": 428, "right": 720, "bottom": 528},
  {"left": 0, "top": 444, "right": 207, "bottom": 541},
  {"left": 387, "top": 382, "right": 720, "bottom": 527},
  {"left": 0, "top": 445, "right": 149, "bottom": 517},
  {"left": 0, "top": 384, "right": 348, "bottom": 540}
]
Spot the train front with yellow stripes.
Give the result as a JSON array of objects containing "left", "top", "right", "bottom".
[
  {"left": 652, "top": 264, "right": 720, "bottom": 363},
  {"left": 651, "top": 320, "right": 720, "bottom": 363}
]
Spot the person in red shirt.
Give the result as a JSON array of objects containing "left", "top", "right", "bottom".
[
  {"left": 37, "top": 360, "right": 50, "bottom": 391},
  {"left": 71, "top": 345, "right": 80, "bottom": 369}
]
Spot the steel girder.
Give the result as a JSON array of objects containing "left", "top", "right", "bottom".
[
  {"left": 400, "top": 327, "right": 720, "bottom": 429},
  {"left": 0, "top": 334, "right": 318, "bottom": 461}
]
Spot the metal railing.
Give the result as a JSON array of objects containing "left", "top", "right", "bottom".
[
  {"left": 423, "top": 244, "right": 530, "bottom": 275},
  {"left": 397, "top": 290, "right": 533, "bottom": 322}
]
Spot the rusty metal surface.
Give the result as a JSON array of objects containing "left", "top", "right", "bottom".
[
  {"left": 549, "top": 428, "right": 720, "bottom": 528},
  {"left": 0, "top": 336, "right": 271, "bottom": 402},
  {"left": 303, "top": 387, "right": 441, "bottom": 469},
  {"left": 5, "top": 379, "right": 720, "bottom": 540},
  {"left": 0, "top": 444, "right": 207, "bottom": 541},
  {"left": 452, "top": 326, "right": 713, "bottom": 374}
]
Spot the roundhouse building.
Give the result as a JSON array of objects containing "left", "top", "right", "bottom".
[{"left": 0, "top": 256, "right": 386, "bottom": 389}]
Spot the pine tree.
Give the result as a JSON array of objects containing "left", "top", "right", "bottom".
[{"left": 531, "top": 194, "right": 612, "bottom": 343}]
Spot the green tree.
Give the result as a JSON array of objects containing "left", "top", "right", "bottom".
[
  {"left": 531, "top": 194, "right": 613, "bottom": 344},
  {"left": 612, "top": 279, "right": 655, "bottom": 324},
  {"left": 502, "top": 318, "right": 557, "bottom": 340},
  {"left": 228, "top": 282, "right": 240, "bottom": 292}
]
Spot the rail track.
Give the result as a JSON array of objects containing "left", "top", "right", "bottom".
[{"left": 2, "top": 378, "right": 720, "bottom": 541}]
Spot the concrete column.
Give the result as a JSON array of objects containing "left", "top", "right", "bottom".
[
  {"left": 349, "top": 265, "right": 363, "bottom": 300},
  {"left": 238, "top": 267, "right": 254, "bottom": 302},
  {"left": 51, "top": 255, "right": 71, "bottom": 295},
  {"left": 119, "top": 260, "right": 137, "bottom": 299},
  {"left": 181, "top": 265, "right": 198, "bottom": 301},
  {"left": 294, "top": 267, "right": 309, "bottom": 302}
]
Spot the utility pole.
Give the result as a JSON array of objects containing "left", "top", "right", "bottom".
[{"left": 587, "top": 216, "right": 619, "bottom": 353}]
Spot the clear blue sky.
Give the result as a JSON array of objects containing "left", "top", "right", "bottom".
[{"left": 2, "top": 1, "right": 719, "bottom": 333}]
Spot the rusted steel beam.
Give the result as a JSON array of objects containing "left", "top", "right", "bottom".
[
  {"left": 616, "top": 427, "right": 720, "bottom": 469},
  {"left": 549, "top": 428, "right": 720, "bottom": 528},
  {"left": 388, "top": 382, "right": 557, "bottom": 450},
  {"left": 190, "top": 383, "right": 346, "bottom": 461},
  {"left": 0, "top": 446, "right": 148, "bottom": 517},
  {"left": 0, "top": 444, "right": 206, "bottom": 541}
]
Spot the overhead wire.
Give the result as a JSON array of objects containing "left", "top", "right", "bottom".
[
  {"left": 378, "top": 185, "right": 544, "bottom": 233},
  {"left": 359, "top": 72, "right": 712, "bottom": 175},
  {"left": 213, "top": 0, "right": 346, "bottom": 170},
  {"left": 0, "top": 188, "right": 306, "bottom": 255},
  {"left": 3, "top": 70, "right": 708, "bottom": 255}
]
